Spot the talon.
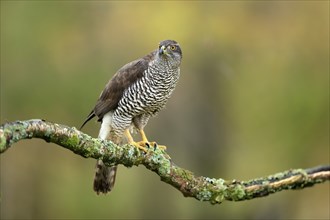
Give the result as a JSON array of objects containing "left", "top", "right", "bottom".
[
  {"left": 124, "top": 128, "right": 167, "bottom": 153},
  {"left": 124, "top": 129, "right": 148, "bottom": 152},
  {"left": 145, "top": 142, "right": 150, "bottom": 148},
  {"left": 149, "top": 142, "right": 166, "bottom": 151},
  {"left": 131, "top": 142, "right": 148, "bottom": 152}
]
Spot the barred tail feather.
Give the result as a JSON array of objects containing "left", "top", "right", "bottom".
[
  {"left": 93, "top": 111, "right": 120, "bottom": 194},
  {"left": 93, "top": 160, "right": 117, "bottom": 194}
]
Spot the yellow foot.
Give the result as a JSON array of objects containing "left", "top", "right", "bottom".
[
  {"left": 130, "top": 141, "right": 148, "bottom": 152},
  {"left": 124, "top": 129, "right": 148, "bottom": 152},
  {"left": 124, "top": 129, "right": 167, "bottom": 152}
]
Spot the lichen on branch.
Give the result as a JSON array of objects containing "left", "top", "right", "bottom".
[{"left": 0, "top": 119, "right": 329, "bottom": 204}]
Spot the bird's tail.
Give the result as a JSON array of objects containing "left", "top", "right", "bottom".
[
  {"left": 93, "top": 160, "right": 117, "bottom": 194},
  {"left": 93, "top": 113, "right": 121, "bottom": 194}
]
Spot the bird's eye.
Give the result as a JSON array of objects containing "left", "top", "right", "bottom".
[{"left": 170, "top": 45, "right": 176, "bottom": 51}]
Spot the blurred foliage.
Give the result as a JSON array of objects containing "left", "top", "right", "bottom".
[{"left": 1, "top": 1, "right": 329, "bottom": 219}]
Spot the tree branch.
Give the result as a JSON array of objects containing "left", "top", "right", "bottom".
[{"left": 1, "top": 119, "right": 329, "bottom": 204}]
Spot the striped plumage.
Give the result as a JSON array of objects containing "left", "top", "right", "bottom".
[{"left": 81, "top": 40, "right": 182, "bottom": 194}]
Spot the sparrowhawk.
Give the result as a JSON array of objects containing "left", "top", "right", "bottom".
[{"left": 81, "top": 40, "right": 182, "bottom": 194}]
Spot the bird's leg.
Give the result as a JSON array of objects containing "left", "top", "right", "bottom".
[
  {"left": 139, "top": 129, "right": 149, "bottom": 143},
  {"left": 138, "top": 129, "right": 167, "bottom": 150},
  {"left": 124, "top": 129, "right": 148, "bottom": 152}
]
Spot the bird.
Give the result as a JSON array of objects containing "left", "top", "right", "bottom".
[{"left": 80, "top": 40, "right": 182, "bottom": 194}]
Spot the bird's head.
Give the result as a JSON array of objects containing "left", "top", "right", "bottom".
[{"left": 157, "top": 40, "right": 182, "bottom": 67}]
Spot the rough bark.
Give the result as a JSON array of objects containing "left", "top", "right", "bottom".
[{"left": 1, "top": 119, "right": 329, "bottom": 204}]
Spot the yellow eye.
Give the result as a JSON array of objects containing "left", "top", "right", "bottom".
[{"left": 170, "top": 45, "right": 176, "bottom": 50}]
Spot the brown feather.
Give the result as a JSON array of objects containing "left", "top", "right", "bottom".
[
  {"left": 80, "top": 111, "right": 95, "bottom": 129},
  {"left": 80, "top": 50, "right": 156, "bottom": 129}
]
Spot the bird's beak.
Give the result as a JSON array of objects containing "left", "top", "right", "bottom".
[{"left": 159, "top": 45, "right": 167, "bottom": 56}]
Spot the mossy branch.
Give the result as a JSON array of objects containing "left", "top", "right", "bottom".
[{"left": 1, "top": 119, "right": 329, "bottom": 204}]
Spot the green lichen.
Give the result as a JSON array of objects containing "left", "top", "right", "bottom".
[
  {"left": 174, "top": 167, "right": 194, "bottom": 182},
  {"left": 43, "top": 127, "right": 53, "bottom": 139},
  {"left": 225, "top": 184, "right": 246, "bottom": 201},
  {"left": 196, "top": 188, "right": 212, "bottom": 201},
  {"left": 126, "top": 146, "right": 137, "bottom": 158},
  {"left": 1, "top": 120, "right": 329, "bottom": 204},
  {"left": 155, "top": 154, "right": 171, "bottom": 176},
  {"left": 67, "top": 133, "right": 80, "bottom": 147},
  {"left": 210, "top": 191, "right": 225, "bottom": 204},
  {"left": 204, "top": 177, "right": 225, "bottom": 185},
  {"left": 0, "top": 129, "right": 7, "bottom": 152}
]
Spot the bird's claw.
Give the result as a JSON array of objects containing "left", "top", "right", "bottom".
[
  {"left": 135, "top": 141, "right": 167, "bottom": 151},
  {"left": 149, "top": 142, "right": 167, "bottom": 151},
  {"left": 130, "top": 142, "right": 148, "bottom": 152}
]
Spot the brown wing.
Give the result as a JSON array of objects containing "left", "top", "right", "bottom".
[{"left": 80, "top": 51, "right": 156, "bottom": 129}]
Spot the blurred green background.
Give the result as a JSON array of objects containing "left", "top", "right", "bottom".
[{"left": 1, "top": 1, "right": 329, "bottom": 219}]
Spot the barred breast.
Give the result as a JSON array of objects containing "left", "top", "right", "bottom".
[{"left": 111, "top": 63, "right": 180, "bottom": 135}]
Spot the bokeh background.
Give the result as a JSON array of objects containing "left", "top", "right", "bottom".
[{"left": 1, "top": 1, "right": 329, "bottom": 219}]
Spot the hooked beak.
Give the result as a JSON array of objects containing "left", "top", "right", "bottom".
[{"left": 159, "top": 45, "right": 167, "bottom": 56}]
